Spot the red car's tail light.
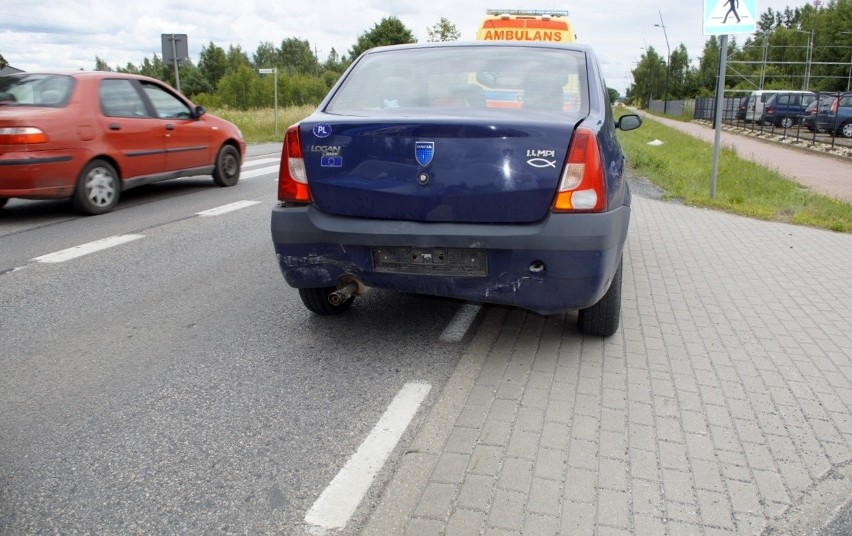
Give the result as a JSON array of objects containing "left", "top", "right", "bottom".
[
  {"left": 0, "top": 127, "right": 48, "bottom": 144},
  {"left": 552, "top": 127, "right": 606, "bottom": 212},
  {"left": 278, "top": 124, "right": 311, "bottom": 203}
]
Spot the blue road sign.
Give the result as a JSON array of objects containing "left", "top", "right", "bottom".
[{"left": 704, "top": 0, "right": 757, "bottom": 35}]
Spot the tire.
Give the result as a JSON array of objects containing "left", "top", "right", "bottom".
[
  {"left": 213, "top": 145, "right": 241, "bottom": 187},
  {"left": 298, "top": 287, "right": 354, "bottom": 315},
  {"left": 839, "top": 121, "right": 852, "bottom": 139},
  {"left": 779, "top": 116, "right": 794, "bottom": 129},
  {"left": 577, "top": 258, "right": 622, "bottom": 337},
  {"left": 72, "top": 159, "right": 120, "bottom": 215}
]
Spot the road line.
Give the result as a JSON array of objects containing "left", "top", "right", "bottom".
[
  {"left": 440, "top": 303, "right": 482, "bottom": 342},
  {"left": 240, "top": 166, "right": 279, "bottom": 179},
  {"left": 196, "top": 200, "right": 261, "bottom": 217},
  {"left": 32, "top": 234, "right": 145, "bottom": 263},
  {"left": 304, "top": 382, "right": 432, "bottom": 532},
  {"left": 245, "top": 157, "right": 280, "bottom": 167}
]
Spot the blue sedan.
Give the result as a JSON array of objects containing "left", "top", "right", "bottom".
[{"left": 271, "top": 41, "right": 641, "bottom": 336}]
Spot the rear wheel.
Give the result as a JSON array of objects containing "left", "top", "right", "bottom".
[
  {"left": 577, "top": 258, "right": 622, "bottom": 337},
  {"left": 72, "top": 159, "right": 120, "bottom": 215},
  {"left": 298, "top": 287, "right": 354, "bottom": 315},
  {"left": 213, "top": 145, "right": 241, "bottom": 187},
  {"left": 839, "top": 121, "right": 852, "bottom": 139},
  {"left": 779, "top": 116, "right": 794, "bottom": 129}
]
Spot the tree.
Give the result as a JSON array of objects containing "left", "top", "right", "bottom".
[
  {"left": 278, "top": 37, "right": 319, "bottom": 75},
  {"left": 225, "top": 45, "right": 252, "bottom": 76},
  {"left": 199, "top": 42, "right": 228, "bottom": 90},
  {"left": 253, "top": 41, "right": 278, "bottom": 70},
  {"left": 216, "top": 64, "right": 258, "bottom": 109},
  {"left": 427, "top": 18, "right": 461, "bottom": 42},
  {"left": 348, "top": 17, "right": 417, "bottom": 60},
  {"left": 94, "top": 56, "right": 113, "bottom": 72},
  {"left": 607, "top": 87, "right": 619, "bottom": 104}
]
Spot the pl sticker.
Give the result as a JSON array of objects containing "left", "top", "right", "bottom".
[{"left": 313, "top": 124, "right": 332, "bottom": 138}]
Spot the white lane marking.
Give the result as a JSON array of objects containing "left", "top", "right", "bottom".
[
  {"left": 196, "top": 200, "right": 261, "bottom": 217},
  {"left": 305, "top": 382, "right": 432, "bottom": 532},
  {"left": 32, "top": 234, "right": 145, "bottom": 264},
  {"left": 440, "top": 303, "right": 481, "bottom": 343},
  {"left": 244, "top": 157, "right": 280, "bottom": 167},
  {"left": 240, "top": 166, "right": 279, "bottom": 180}
]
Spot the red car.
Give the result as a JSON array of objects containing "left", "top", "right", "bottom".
[{"left": 0, "top": 71, "right": 246, "bottom": 214}]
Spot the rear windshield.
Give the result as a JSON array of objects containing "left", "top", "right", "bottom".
[
  {"left": 0, "top": 74, "right": 75, "bottom": 107},
  {"left": 326, "top": 45, "right": 589, "bottom": 118}
]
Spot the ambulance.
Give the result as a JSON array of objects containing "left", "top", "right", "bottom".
[
  {"left": 475, "top": 9, "right": 580, "bottom": 111},
  {"left": 476, "top": 9, "right": 577, "bottom": 43}
]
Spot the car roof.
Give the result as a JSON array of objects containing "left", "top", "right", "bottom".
[
  {"left": 8, "top": 71, "right": 163, "bottom": 84},
  {"left": 364, "top": 40, "right": 591, "bottom": 55}
]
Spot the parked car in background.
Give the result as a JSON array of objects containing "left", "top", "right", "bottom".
[
  {"left": 735, "top": 96, "right": 748, "bottom": 121},
  {"left": 802, "top": 93, "right": 838, "bottom": 132},
  {"left": 815, "top": 92, "right": 852, "bottom": 138},
  {"left": 742, "top": 90, "right": 777, "bottom": 123},
  {"left": 0, "top": 72, "right": 245, "bottom": 214},
  {"left": 271, "top": 41, "right": 642, "bottom": 336},
  {"left": 761, "top": 91, "right": 816, "bottom": 128}
]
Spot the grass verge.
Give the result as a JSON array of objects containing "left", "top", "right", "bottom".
[
  {"left": 209, "top": 105, "right": 315, "bottom": 143},
  {"left": 617, "top": 111, "right": 852, "bottom": 233}
]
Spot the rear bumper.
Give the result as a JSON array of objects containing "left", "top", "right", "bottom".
[
  {"left": 0, "top": 151, "right": 78, "bottom": 199},
  {"left": 270, "top": 205, "right": 630, "bottom": 315}
]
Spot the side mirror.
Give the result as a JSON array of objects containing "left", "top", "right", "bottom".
[
  {"left": 194, "top": 105, "right": 207, "bottom": 117},
  {"left": 616, "top": 114, "right": 642, "bottom": 131}
]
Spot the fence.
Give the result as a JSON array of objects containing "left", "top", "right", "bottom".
[{"left": 689, "top": 92, "right": 851, "bottom": 152}]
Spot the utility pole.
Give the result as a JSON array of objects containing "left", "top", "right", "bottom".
[{"left": 655, "top": 10, "right": 671, "bottom": 114}]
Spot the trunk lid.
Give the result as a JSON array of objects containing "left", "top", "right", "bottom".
[{"left": 300, "top": 115, "right": 578, "bottom": 224}]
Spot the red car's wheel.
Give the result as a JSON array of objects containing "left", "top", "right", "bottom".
[{"left": 72, "top": 159, "right": 120, "bottom": 215}]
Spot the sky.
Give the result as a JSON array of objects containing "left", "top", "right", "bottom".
[{"left": 1, "top": 0, "right": 816, "bottom": 95}]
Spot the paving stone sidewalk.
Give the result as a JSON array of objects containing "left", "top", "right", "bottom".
[{"left": 361, "top": 194, "right": 852, "bottom": 535}]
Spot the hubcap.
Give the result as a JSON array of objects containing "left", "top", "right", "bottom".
[
  {"left": 86, "top": 168, "right": 116, "bottom": 207},
  {"left": 222, "top": 154, "right": 237, "bottom": 178}
]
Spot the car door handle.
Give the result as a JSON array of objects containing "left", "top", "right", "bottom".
[
  {"left": 165, "top": 124, "right": 175, "bottom": 131},
  {"left": 109, "top": 123, "right": 121, "bottom": 130}
]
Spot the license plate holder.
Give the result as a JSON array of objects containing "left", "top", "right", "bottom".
[{"left": 372, "top": 247, "right": 487, "bottom": 276}]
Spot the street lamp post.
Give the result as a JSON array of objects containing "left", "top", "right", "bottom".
[
  {"left": 655, "top": 10, "right": 671, "bottom": 115},
  {"left": 791, "top": 29, "right": 814, "bottom": 90}
]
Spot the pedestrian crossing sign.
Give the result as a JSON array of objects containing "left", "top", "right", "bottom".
[{"left": 703, "top": 0, "right": 757, "bottom": 35}]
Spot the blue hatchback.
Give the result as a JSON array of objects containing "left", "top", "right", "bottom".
[{"left": 271, "top": 42, "right": 641, "bottom": 336}]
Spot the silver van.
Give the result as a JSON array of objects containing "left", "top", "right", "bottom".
[{"left": 743, "top": 90, "right": 777, "bottom": 123}]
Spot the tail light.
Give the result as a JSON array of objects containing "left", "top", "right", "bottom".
[
  {"left": 0, "top": 127, "right": 48, "bottom": 144},
  {"left": 766, "top": 106, "right": 775, "bottom": 115},
  {"left": 831, "top": 98, "right": 839, "bottom": 113},
  {"left": 278, "top": 124, "right": 311, "bottom": 204},
  {"left": 552, "top": 127, "right": 606, "bottom": 212}
]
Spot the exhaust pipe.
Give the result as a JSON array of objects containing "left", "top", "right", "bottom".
[{"left": 328, "top": 280, "right": 361, "bottom": 306}]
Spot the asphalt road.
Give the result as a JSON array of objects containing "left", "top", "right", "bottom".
[{"left": 0, "top": 146, "right": 474, "bottom": 534}]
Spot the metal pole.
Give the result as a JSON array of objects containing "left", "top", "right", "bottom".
[
  {"left": 655, "top": 12, "right": 671, "bottom": 115},
  {"left": 273, "top": 68, "right": 279, "bottom": 137},
  {"left": 710, "top": 35, "right": 729, "bottom": 200},
  {"left": 760, "top": 35, "right": 768, "bottom": 89},
  {"left": 171, "top": 34, "right": 181, "bottom": 93},
  {"left": 805, "top": 30, "right": 813, "bottom": 90}
]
